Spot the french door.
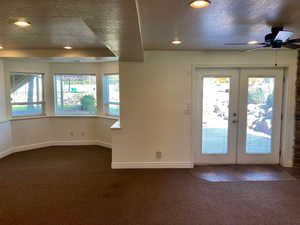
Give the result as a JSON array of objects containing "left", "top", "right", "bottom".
[{"left": 193, "top": 68, "right": 284, "bottom": 165}]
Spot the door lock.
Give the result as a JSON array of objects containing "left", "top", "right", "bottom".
[{"left": 232, "top": 120, "right": 239, "bottom": 124}]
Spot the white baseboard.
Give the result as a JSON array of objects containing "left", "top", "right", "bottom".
[
  {"left": 0, "top": 148, "right": 14, "bottom": 159},
  {"left": 280, "top": 160, "right": 293, "bottom": 168},
  {"left": 13, "top": 141, "right": 54, "bottom": 153},
  {"left": 0, "top": 140, "right": 112, "bottom": 159},
  {"left": 111, "top": 161, "right": 194, "bottom": 169},
  {"left": 51, "top": 140, "right": 112, "bottom": 149},
  {"left": 95, "top": 141, "right": 112, "bottom": 149}
]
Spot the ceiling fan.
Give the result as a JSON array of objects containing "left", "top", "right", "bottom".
[{"left": 225, "top": 27, "right": 300, "bottom": 51}]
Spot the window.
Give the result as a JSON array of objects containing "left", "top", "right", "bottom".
[
  {"left": 54, "top": 74, "right": 97, "bottom": 115},
  {"left": 103, "top": 74, "right": 120, "bottom": 116},
  {"left": 10, "top": 73, "right": 44, "bottom": 117}
]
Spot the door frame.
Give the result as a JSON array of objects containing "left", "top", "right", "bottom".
[
  {"left": 192, "top": 69, "right": 239, "bottom": 164},
  {"left": 192, "top": 65, "right": 288, "bottom": 166},
  {"left": 236, "top": 69, "right": 284, "bottom": 164}
]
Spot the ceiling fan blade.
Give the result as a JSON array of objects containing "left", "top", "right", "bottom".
[
  {"left": 275, "top": 31, "right": 294, "bottom": 42},
  {"left": 286, "top": 38, "right": 300, "bottom": 43},
  {"left": 224, "top": 43, "right": 250, "bottom": 45},
  {"left": 224, "top": 42, "right": 265, "bottom": 46}
]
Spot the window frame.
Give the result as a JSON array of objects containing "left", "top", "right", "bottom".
[
  {"left": 9, "top": 72, "right": 45, "bottom": 118},
  {"left": 53, "top": 73, "right": 98, "bottom": 116},
  {"left": 102, "top": 73, "right": 120, "bottom": 117}
]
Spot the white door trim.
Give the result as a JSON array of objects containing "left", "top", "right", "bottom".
[
  {"left": 237, "top": 69, "right": 284, "bottom": 164},
  {"left": 192, "top": 69, "right": 239, "bottom": 164},
  {"left": 192, "top": 66, "right": 287, "bottom": 165}
]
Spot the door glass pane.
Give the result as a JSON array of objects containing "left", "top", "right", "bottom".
[
  {"left": 246, "top": 77, "right": 274, "bottom": 154},
  {"left": 202, "top": 77, "right": 230, "bottom": 154}
]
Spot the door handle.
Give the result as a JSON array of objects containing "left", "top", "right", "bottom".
[{"left": 232, "top": 120, "right": 239, "bottom": 124}]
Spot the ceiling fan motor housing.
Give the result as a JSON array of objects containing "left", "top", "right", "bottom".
[
  {"left": 224, "top": 26, "right": 299, "bottom": 50},
  {"left": 272, "top": 40, "right": 283, "bottom": 48},
  {"left": 265, "top": 27, "right": 284, "bottom": 48}
]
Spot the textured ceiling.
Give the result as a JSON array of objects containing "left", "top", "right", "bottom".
[
  {"left": 0, "top": 17, "right": 103, "bottom": 49},
  {"left": 0, "top": 49, "right": 114, "bottom": 58},
  {"left": 138, "top": 0, "right": 300, "bottom": 50},
  {"left": 1, "top": 0, "right": 300, "bottom": 60},
  {"left": 3, "top": 57, "right": 118, "bottom": 63},
  {"left": 0, "top": 0, "right": 143, "bottom": 61}
]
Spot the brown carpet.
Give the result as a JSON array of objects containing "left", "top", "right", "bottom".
[{"left": 0, "top": 146, "right": 300, "bottom": 225}]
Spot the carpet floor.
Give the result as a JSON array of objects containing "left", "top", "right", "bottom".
[{"left": 0, "top": 146, "right": 300, "bottom": 225}]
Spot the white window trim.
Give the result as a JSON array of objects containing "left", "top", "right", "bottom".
[
  {"left": 9, "top": 72, "right": 45, "bottom": 118},
  {"left": 102, "top": 73, "right": 120, "bottom": 117},
  {"left": 6, "top": 71, "right": 120, "bottom": 120},
  {"left": 53, "top": 73, "right": 97, "bottom": 116}
]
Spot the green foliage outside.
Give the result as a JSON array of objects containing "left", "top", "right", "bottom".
[
  {"left": 248, "top": 87, "right": 264, "bottom": 104},
  {"left": 266, "top": 94, "right": 273, "bottom": 108},
  {"left": 63, "top": 80, "right": 92, "bottom": 85},
  {"left": 80, "top": 95, "right": 96, "bottom": 110},
  {"left": 248, "top": 87, "right": 273, "bottom": 108}
]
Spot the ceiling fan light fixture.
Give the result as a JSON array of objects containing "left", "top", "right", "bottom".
[
  {"left": 189, "top": 0, "right": 211, "bottom": 8},
  {"left": 171, "top": 40, "right": 182, "bottom": 45},
  {"left": 14, "top": 20, "right": 32, "bottom": 27},
  {"left": 248, "top": 41, "right": 259, "bottom": 45},
  {"left": 64, "top": 46, "right": 73, "bottom": 50}
]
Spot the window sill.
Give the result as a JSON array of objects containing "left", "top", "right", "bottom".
[
  {"left": 10, "top": 115, "right": 49, "bottom": 121},
  {"left": 54, "top": 115, "right": 99, "bottom": 118},
  {"left": 54, "top": 115, "right": 119, "bottom": 120},
  {"left": 97, "top": 115, "right": 119, "bottom": 120},
  {"left": 9, "top": 114, "right": 119, "bottom": 121},
  {"left": 0, "top": 120, "right": 10, "bottom": 124},
  {"left": 111, "top": 120, "right": 121, "bottom": 130}
]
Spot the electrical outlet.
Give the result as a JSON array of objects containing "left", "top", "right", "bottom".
[
  {"left": 156, "top": 151, "right": 162, "bottom": 159},
  {"left": 184, "top": 103, "right": 192, "bottom": 115}
]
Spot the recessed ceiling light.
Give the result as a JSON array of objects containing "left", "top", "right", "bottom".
[
  {"left": 14, "top": 20, "right": 32, "bottom": 27},
  {"left": 248, "top": 41, "right": 259, "bottom": 45},
  {"left": 64, "top": 46, "right": 72, "bottom": 50},
  {"left": 190, "top": 0, "right": 211, "bottom": 8},
  {"left": 0, "top": 46, "right": 3, "bottom": 50},
  {"left": 171, "top": 40, "right": 182, "bottom": 45}
]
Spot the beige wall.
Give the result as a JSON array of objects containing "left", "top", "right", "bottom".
[
  {"left": 0, "top": 121, "right": 12, "bottom": 157},
  {"left": 10, "top": 117, "right": 114, "bottom": 150},
  {"left": 0, "top": 60, "right": 7, "bottom": 121},
  {"left": 0, "top": 60, "right": 12, "bottom": 157},
  {"left": 112, "top": 50, "right": 298, "bottom": 168},
  {"left": 11, "top": 118, "right": 51, "bottom": 148},
  {"left": 0, "top": 51, "right": 298, "bottom": 168}
]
